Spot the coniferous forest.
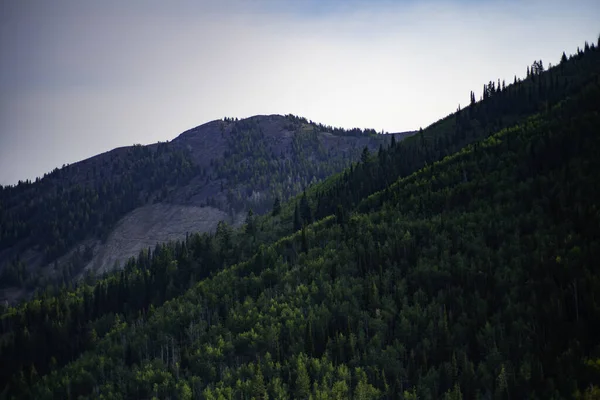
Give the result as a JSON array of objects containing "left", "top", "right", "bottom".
[
  {"left": 1, "top": 38, "right": 600, "bottom": 399},
  {"left": 0, "top": 114, "right": 389, "bottom": 295}
]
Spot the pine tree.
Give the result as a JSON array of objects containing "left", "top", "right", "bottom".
[
  {"left": 496, "top": 364, "right": 509, "bottom": 399},
  {"left": 252, "top": 366, "right": 267, "bottom": 399},
  {"left": 299, "top": 191, "right": 312, "bottom": 225},
  {"left": 301, "top": 226, "right": 308, "bottom": 254},
  {"left": 354, "top": 369, "right": 380, "bottom": 399},
  {"left": 361, "top": 146, "right": 370, "bottom": 164},
  {"left": 293, "top": 203, "right": 302, "bottom": 232},
  {"left": 245, "top": 209, "right": 256, "bottom": 237},
  {"left": 295, "top": 356, "right": 310, "bottom": 399},
  {"left": 444, "top": 383, "right": 463, "bottom": 400},
  {"left": 272, "top": 197, "right": 281, "bottom": 216}
]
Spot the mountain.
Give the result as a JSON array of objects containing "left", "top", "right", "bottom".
[
  {"left": 1, "top": 39, "right": 600, "bottom": 399},
  {"left": 0, "top": 115, "right": 405, "bottom": 302}
]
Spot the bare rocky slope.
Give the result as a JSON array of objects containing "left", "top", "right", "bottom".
[
  {"left": 84, "top": 203, "right": 230, "bottom": 275},
  {"left": 0, "top": 114, "right": 414, "bottom": 302}
]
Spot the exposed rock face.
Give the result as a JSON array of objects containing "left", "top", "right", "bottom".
[
  {"left": 0, "top": 114, "right": 414, "bottom": 302},
  {"left": 84, "top": 204, "right": 231, "bottom": 274}
]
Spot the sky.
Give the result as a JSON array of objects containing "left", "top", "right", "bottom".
[{"left": 0, "top": 0, "right": 598, "bottom": 185}]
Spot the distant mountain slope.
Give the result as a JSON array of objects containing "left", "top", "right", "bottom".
[
  {"left": 0, "top": 115, "right": 404, "bottom": 301},
  {"left": 169, "top": 114, "right": 407, "bottom": 214}
]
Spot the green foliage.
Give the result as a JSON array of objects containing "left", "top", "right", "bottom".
[
  {"left": 301, "top": 42, "right": 600, "bottom": 226},
  {"left": 2, "top": 38, "right": 600, "bottom": 399},
  {"left": 0, "top": 115, "right": 387, "bottom": 295},
  {"left": 213, "top": 116, "right": 387, "bottom": 214},
  {"left": 0, "top": 143, "right": 196, "bottom": 265}
]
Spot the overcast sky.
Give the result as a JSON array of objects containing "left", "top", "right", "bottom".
[{"left": 0, "top": 0, "right": 598, "bottom": 185}]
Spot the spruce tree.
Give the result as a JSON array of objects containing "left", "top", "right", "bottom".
[
  {"left": 245, "top": 209, "right": 255, "bottom": 237},
  {"left": 272, "top": 197, "right": 281, "bottom": 216},
  {"left": 301, "top": 225, "right": 308, "bottom": 253},
  {"left": 293, "top": 203, "right": 302, "bottom": 231},
  {"left": 299, "top": 191, "right": 312, "bottom": 225},
  {"left": 295, "top": 356, "right": 310, "bottom": 399},
  {"left": 361, "top": 146, "right": 370, "bottom": 164}
]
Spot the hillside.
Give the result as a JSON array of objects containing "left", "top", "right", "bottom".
[
  {"left": 0, "top": 116, "right": 400, "bottom": 302},
  {"left": 1, "top": 39, "right": 599, "bottom": 399}
]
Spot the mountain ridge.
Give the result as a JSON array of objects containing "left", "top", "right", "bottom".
[{"left": 0, "top": 114, "right": 407, "bottom": 303}]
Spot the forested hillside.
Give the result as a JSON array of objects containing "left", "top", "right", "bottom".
[
  {"left": 1, "top": 39, "right": 599, "bottom": 399},
  {"left": 0, "top": 143, "right": 196, "bottom": 268},
  {"left": 0, "top": 115, "right": 394, "bottom": 302}
]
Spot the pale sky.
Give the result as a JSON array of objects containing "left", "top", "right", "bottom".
[{"left": 0, "top": 0, "right": 598, "bottom": 185}]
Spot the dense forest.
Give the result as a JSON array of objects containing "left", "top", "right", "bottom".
[
  {"left": 0, "top": 143, "right": 196, "bottom": 257},
  {"left": 1, "top": 38, "right": 599, "bottom": 399},
  {"left": 0, "top": 113, "right": 390, "bottom": 298},
  {"left": 213, "top": 116, "right": 381, "bottom": 214},
  {"left": 0, "top": 144, "right": 197, "bottom": 285}
]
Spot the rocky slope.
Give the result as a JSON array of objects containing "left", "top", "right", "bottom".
[{"left": 0, "top": 114, "right": 413, "bottom": 302}]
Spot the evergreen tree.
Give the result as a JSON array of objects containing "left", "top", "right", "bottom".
[
  {"left": 295, "top": 356, "right": 310, "bottom": 399},
  {"left": 252, "top": 366, "right": 267, "bottom": 399},
  {"left": 245, "top": 209, "right": 256, "bottom": 237},
  {"left": 301, "top": 225, "right": 308, "bottom": 253},
  {"left": 299, "top": 191, "right": 312, "bottom": 225},
  {"left": 361, "top": 146, "right": 370, "bottom": 164},
  {"left": 293, "top": 203, "right": 302, "bottom": 231},
  {"left": 272, "top": 197, "right": 281, "bottom": 216}
]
